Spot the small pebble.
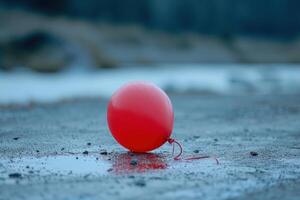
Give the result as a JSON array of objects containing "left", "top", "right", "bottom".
[
  {"left": 129, "top": 152, "right": 135, "bottom": 156},
  {"left": 26, "top": 166, "right": 30, "bottom": 169},
  {"left": 193, "top": 150, "right": 199, "bottom": 153},
  {"left": 193, "top": 135, "right": 200, "bottom": 139},
  {"left": 82, "top": 151, "right": 89, "bottom": 155},
  {"left": 83, "top": 174, "right": 90, "bottom": 179},
  {"left": 87, "top": 142, "right": 91, "bottom": 146},
  {"left": 250, "top": 151, "right": 258, "bottom": 156},
  {"left": 100, "top": 151, "right": 108, "bottom": 155},
  {"left": 107, "top": 168, "right": 113, "bottom": 172},
  {"left": 76, "top": 157, "right": 79, "bottom": 159},
  {"left": 13, "top": 137, "right": 19, "bottom": 140},
  {"left": 9, "top": 173, "right": 22, "bottom": 178},
  {"left": 134, "top": 179, "right": 146, "bottom": 187},
  {"left": 36, "top": 150, "right": 39, "bottom": 153},
  {"left": 214, "top": 138, "right": 218, "bottom": 142},
  {"left": 130, "top": 159, "right": 138, "bottom": 166},
  {"left": 61, "top": 148, "right": 65, "bottom": 151}
]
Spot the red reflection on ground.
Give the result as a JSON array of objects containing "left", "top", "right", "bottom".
[{"left": 111, "top": 152, "right": 167, "bottom": 173}]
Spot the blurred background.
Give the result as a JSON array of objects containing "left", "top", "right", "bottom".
[{"left": 1, "top": 0, "right": 300, "bottom": 104}]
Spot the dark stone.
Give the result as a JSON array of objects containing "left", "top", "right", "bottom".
[
  {"left": 61, "top": 148, "right": 65, "bottom": 151},
  {"left": 130, "top": 159, "right": 138, "bottom": 166},
  {"left": 9, "top": 173, "right": 22, "bottom": 178},
  {"left": 214, "top": 138, "right": 218, "bottom": 142},
  {"left": 13, "top": 137, "right": 19, "bottom": 140},
  {"left": 36, "top": 150, "right": 40, "bottom": 153},
  {"left": 134, "top": 179, "right": 146, "bottom": 187},
  {"left": 87, "top": 142, "right": 91, "bottom": 146},
  {"left": 82, "top": 151, "right": 89, "bottom": 155},
  {"left": 193, "top": 150, "right": 199, "bottom": 153},
  {"left": 250, "top": 151, "right": 258, "bottom": 156},
  {"left": 100, "top": 151, "right": 108, "bottom": 155},
  {"left": 83, "top": 174, "right": 90, "bottom": 179},
  {"left": 129, "top": 152, "right": 135, "bottom": 156},
  {"left": 107, "top": 168, "right": 113, "bottom": 172}
]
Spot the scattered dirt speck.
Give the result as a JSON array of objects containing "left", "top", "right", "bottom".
[
  {"left": 107, "top": 168, "right": 113, "bottom": 172},
  {"left": 134, "top": 179, "right": 146, "bottom": 187},
  {"left": 83, "top": 174, "right": 90, "bottom": 179},
  {"left": 129, "top": 152, "right": 135, "bottom": 156},
  {"left": 130, "top": 159, "right": 138, "bottom": 166},
  {"left": 100, "top": 151, "right": 108, "bottom": 155},
  {"left": 82, "top": 151, "right": 89, "bottom": 155},
  {"left": 9, "top": 173, "right": 22, "bottom": 178}
]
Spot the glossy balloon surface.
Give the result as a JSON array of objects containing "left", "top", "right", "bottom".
[{"left": 107, "top": 82, "right": 174, "bottom": 152}]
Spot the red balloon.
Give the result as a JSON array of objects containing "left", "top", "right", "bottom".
[{"left": 107, "top": 82, "right": 174, "bottom": 152}]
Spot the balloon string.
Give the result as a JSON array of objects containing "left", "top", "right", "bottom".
[
  {"left": 167, "top": 138, "right": 182, "bottom": 160},
  {"left": 167, "top": 138, "right": 219, "bottom": 164},
  {"left": 185, "top": 155, "right": 219, "bottom": 164}
]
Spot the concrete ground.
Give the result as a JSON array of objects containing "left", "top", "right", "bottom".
[{"left": 0, "top": 94, "right": 300, "bottom": 200}]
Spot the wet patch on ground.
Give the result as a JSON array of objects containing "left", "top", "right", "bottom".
[{"left": 0, "top": 151, "right": 223, "bottom": 181}]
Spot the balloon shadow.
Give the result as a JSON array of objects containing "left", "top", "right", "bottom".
[{"left": 110, "top": 152, "right": 167, "bottom": 174}]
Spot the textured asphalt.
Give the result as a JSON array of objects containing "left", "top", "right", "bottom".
[{"left": 0, "top": 94, "right": 300, "bottom": 200}]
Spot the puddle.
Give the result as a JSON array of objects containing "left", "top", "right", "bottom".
[
  {"left": 0, "top": 152, "right": 220, "bottom": 178},
  {"left": 1, "top": 152, "right": 169, "bottom": 177},
  {"left": 2, "top": 154, "right": 111, "bottom": 176}
]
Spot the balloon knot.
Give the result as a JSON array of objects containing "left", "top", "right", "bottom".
[
  {"left": 167, "top": 138, "right": 175, "bottom": 144},
  {"left": 167, "top": 138, "right": 182, "bottom": 160}
]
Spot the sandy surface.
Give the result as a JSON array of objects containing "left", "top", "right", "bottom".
[{"left": 0, "top": 94, "right": 300, "bottom": 200}]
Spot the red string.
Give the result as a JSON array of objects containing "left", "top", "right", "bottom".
[
  {"left": 167, "top": 138, "right": 219, "bottom": 164},
  {"left": 167, "top": 138, "right": 182, "bottom": 160}
]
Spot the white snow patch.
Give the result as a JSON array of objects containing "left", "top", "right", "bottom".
[{"left": 1, "top": 64, "right": 300, "bottom": 104}]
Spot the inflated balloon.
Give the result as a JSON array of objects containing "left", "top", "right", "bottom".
[{"left": 107, "top": 81, "right": 174, "bottom": 153}]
